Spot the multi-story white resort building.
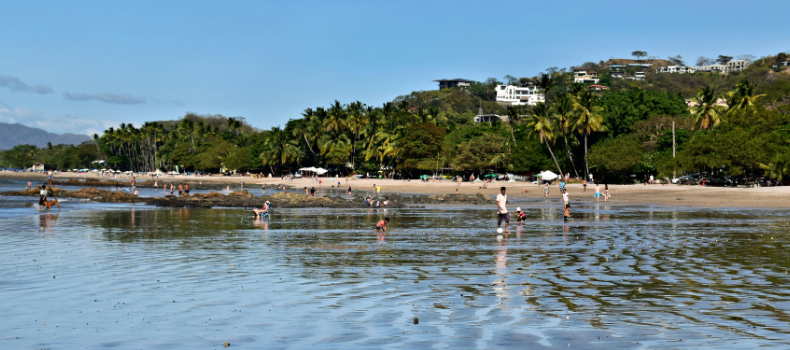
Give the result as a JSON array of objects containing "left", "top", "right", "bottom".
[{"left": 495, "top": 83, "right": 545, "bottom": 106}]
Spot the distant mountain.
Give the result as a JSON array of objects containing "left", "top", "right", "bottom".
[{"left": 0, "top": 123, "right": 91, "bottom": 150}]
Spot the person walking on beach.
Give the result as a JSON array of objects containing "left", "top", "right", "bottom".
[
  {"left": 604, "top": 184, "right": 610, "bottom": 202},
  {"left": 496, "top": 187, "right": 510, "bottom": 233},
  {"left": 543, "top": 182, "right": 550, "bottom": 199},
  {"left": 47, "top": 170, "right": 53, "bottom": 185},
  {"left": 583, "top": 179, "right": 587, "bottom": 192},
  {"left": 595, "top": 183, "right": 601, "bottom": 202}
]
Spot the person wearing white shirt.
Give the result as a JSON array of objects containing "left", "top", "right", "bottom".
[
  {"left": 562, "top": 189, "right": 572, "bottom": 221},
  {"left": 496, "top": 187, "right": 510, "bottom": 233}
]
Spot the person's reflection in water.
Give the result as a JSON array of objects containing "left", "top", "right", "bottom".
[
  {"left": 515, "top": 221, "right": 523, "bottom": 240},
  {"left": 253, "top": 217, "right": 269, "bottom": 231},
  {"left": 39, "top": 213, "right": 60, "bottom": 233},
  {"left": 494, "top": 233, "right": 509, "bottom": 300},
  {"left": 130, "top": 206, "right": 135, "bottom": 229}
]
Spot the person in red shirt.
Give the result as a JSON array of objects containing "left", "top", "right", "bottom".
[{"left": 376, "top": 217, "right": 389, "bottom": 232}]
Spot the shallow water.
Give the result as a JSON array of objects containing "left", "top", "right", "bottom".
[{"left": 1, "top": 202, "right": 790, "bottom": 349}]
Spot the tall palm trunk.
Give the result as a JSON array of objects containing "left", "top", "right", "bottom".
[
  {"left": 584, "top": 133, "right": 590, "bottom": 177},
  {"left": 510, "top": 126, "right": 517, "bottom": 146},
  {"left": 303, "top": 133, "right": 316, "bottom": 156},
  {"left": 563, "top": 134, "right": 579, "bottom": 178},
  {"left": 543, "top": 136, "right": 563, "bottom": 176}
]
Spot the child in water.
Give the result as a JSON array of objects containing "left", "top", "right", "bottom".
[
  {"left": 375, "top": 217, "right": 389, "bottom": 232},
  {"left": 513, "top": 207, "right": 526, "bottom": 222}
]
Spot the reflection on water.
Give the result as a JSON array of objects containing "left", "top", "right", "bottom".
[{"left": 1, "top": 203, "right": 790, "bottom": 349}]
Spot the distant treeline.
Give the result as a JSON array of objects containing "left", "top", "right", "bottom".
[{"left": 3, "top": 53, "right": 790, "bottom": 183}]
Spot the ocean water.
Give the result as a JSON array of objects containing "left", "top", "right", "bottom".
[{"left": 1, "top": 198, "right": 789, "bottom": 349}]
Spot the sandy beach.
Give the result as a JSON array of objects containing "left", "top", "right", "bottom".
[{"left": 2, "top": 171, "right": 787, "bottom": 209}]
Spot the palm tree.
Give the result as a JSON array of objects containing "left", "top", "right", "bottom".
[
  {"left": 262, "top": 127, "right": 300, "bottom": 168},
  {"left": 552, "top": 94, "right": 580, "bottom": 178},
  {"left": 292, "top": 111, "right": 318, "bottom": 156},
  {"left": 730, "top": 79, "right": 766, "bottom": 115},
  {"left": 324, "top": 100, "right": 347, "bottom": 134},
  {"left": 535, "top": 73, "right": 556, "bottom": 105},
  {"left": 319, "top": 133, "right": 352, "bottom": 166},
  {"left": 691, "top": 86, "right": 724, "bottom": 130},
  {"left": 527, "top": 102, "right": 563, "bottom": 176},
  {"left": 571, "top": 91, "right": 608, "bottom": 177},
  {"left": 505, "top": 105, "right": 521, "bottom": 146},
  {"left": 345, "top": 101, "right": 368, "bottom": 169}
]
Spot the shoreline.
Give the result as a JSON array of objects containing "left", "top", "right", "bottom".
[{"left": 2, "top": 171, "right": 788, "bottom": 209}]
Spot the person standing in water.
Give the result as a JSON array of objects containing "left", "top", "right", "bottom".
[
  {"left": 496, "top": 187, "right": 510, "bottom": 233},
  {"left": 583, "top": 179, "right": 587, "bottom": 192},
  {"left": 154, "top": 180, "right": 158, "bottom": 190},
  {"left": 130, "top": 176, "right": 136, "bottom": 193},
  {"left": 562, "top": 189, "right": 572, "bottom": 221},
  {"left": 38, "top": 184, "right": 48, "bottom": 205},
  {"left": 604, "top": 184, "right": 610, "bottom": 202},
  {"left": 595, "top": 183, "right": 601, "bottom": 202},
  {"left": 184, "top": 183, "right": 190, "bottom": 195},
  {"left": 348, "top": 185, "right": 352, "bottom": 196},
  {"left": 543, "top": 183, "right": 549, "bottom": 200}
]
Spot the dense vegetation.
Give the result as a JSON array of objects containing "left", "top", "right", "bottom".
[{"left": 3, "top": 52, "right": 790, "bottom": 183}]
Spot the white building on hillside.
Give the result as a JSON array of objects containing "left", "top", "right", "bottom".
[
  {"left": 656, "top": 65, "right": 697, "bottom": 74},
  {"left": 495, "top": 84, "right": 545, "bottom": 106},
  {"left": 660, "top": 60, "right": 751, "bottom": 74},
  {"left": 573, "top": 68, "right": 600, "bottom": 84}
]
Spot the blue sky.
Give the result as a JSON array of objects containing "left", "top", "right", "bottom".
[{"left": 1, "top": 0, "right": 787, "bottom": 136}]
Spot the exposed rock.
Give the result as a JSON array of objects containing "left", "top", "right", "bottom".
[
  {"left": 2, "top": 186, "right": 491, "bottom": 208},
  {"left": 1, "top": 186, "right": 145, "bottom": 203}
]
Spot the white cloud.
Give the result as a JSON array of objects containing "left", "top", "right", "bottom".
[
  {"left": 63, "top": 92, "right": 145, "bottom": 105},
  {"left": 0, "top": 101, "right": 115, "bottom": 136}
]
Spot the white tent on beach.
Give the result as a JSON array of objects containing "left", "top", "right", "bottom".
[
  {"left": 299, "top": 167, "right": 328, "bottom": 175},
  {"left": 537, "top": 170, "right": 558, "bottom": 181}
]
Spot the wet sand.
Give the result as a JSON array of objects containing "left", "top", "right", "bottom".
[{"left": 2, "top": 171, "right": 787, "bottom": 208}]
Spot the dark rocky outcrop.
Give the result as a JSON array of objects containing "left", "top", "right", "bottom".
[
  {"left": 2, "top": 187, "right": 493, "bottom": 208},
  {"left": 148, "top": 191, "right": 409, "bottom": 209},
  {"left": 1, "top": 187, "right": 146, "bottom": 203}
]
